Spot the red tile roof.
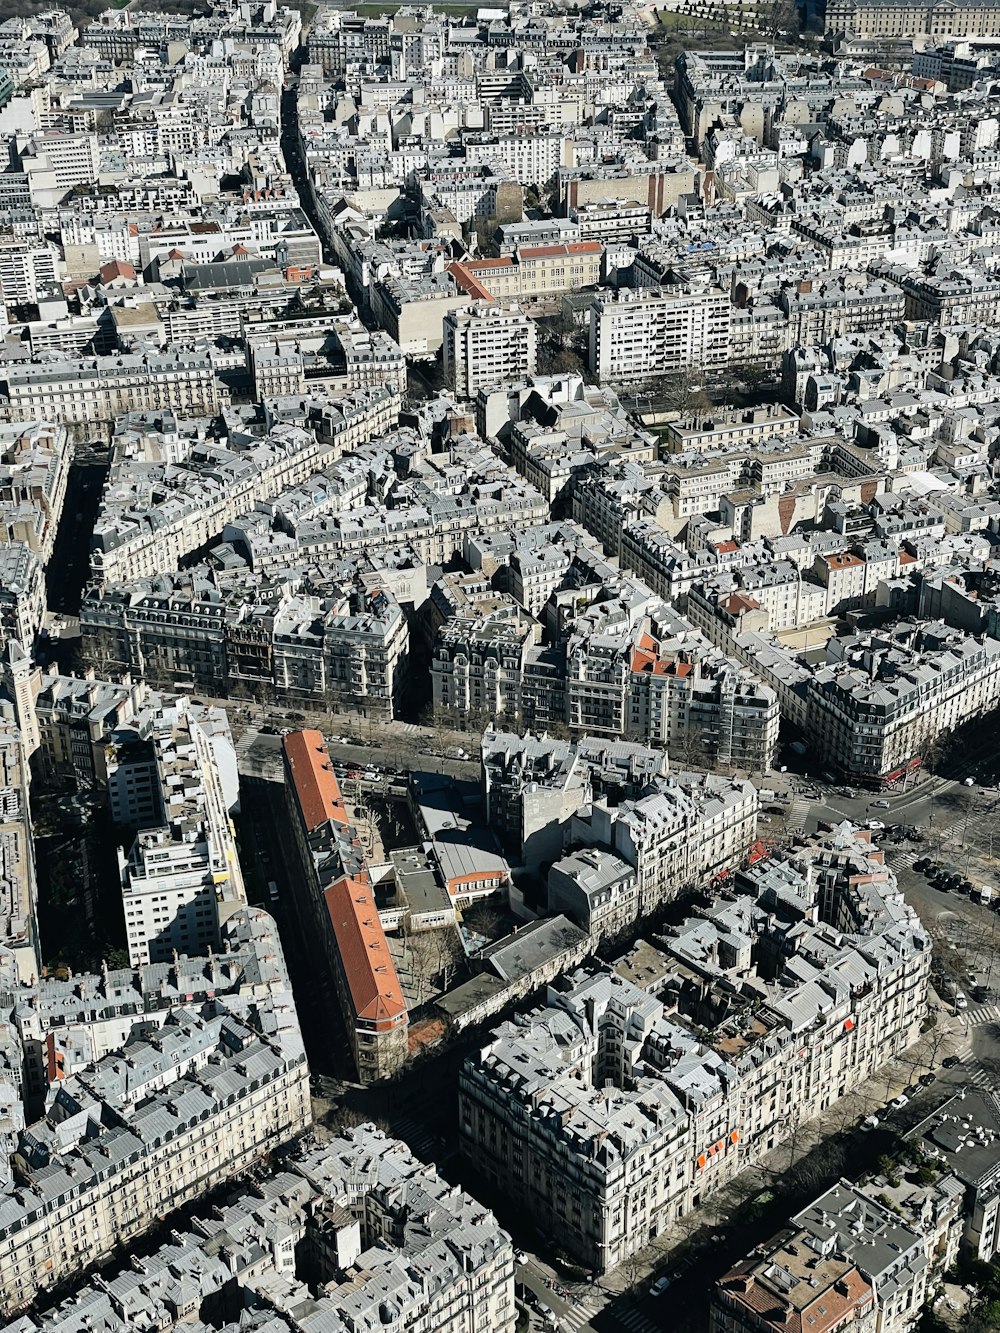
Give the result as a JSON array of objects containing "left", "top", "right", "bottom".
[
  {"left": 325, "top": 876, "right": 407, "bottom": 1028},
  {"left": 284, "top": 731, "right": 406, "bottom": 1032},
  {"left": 98, "top": 259, "right": 136, "bottom": 283},
  {"left": 283, "top": 729, "right": 349, "bottom": 833},
  {"left": 447, "top": 260, "right": 497, "bottom": 301},
  {"left": 630, "top": 644, "right": 693, "bottom": 677},
  {"left": 518, "top": 242, "right": 602, "bottom": 258}
]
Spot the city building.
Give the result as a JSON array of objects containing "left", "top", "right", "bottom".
[
  {"left": 460, "top": 824, "right": 930, "bottom": 1271},
  {"left": 588, "top": 286, "right": 731, "bottom": 384},
  {"left": 112, "top": 699, "right": 245, "bottom": 967},
  {"left": 0, "top": 1124, "right": 514, "bottom": 1333},
  {"left": 0, "top": 907, "right": 310, "bottom": 1314},
  {"left": 443, "top": 302, "right": 538, "bottom": 398},
  {"left": 283, "top": 729, "right": 408, "bottom": 1081}
]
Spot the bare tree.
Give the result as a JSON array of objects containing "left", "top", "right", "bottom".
[
  {"left": 649, "top": 368, "right": 713, "bottom": 418},
  {"left": 619, "top": 1249, "right": 644, "bottom": 1295}
]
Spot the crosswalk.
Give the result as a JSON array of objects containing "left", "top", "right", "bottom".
[
  {"left": 546, "top": 1294, "right": 658, "bottom": 1333},
  {"left": 390, "top": 1115, "right": 439, "bottom": 1161},
  {"left": 966, "top": 1058, "right": 998, "bottom": 1093},
  {"left": 784, "top": 797, "right": 810, "bottom": 834},
  {"left": 967, "top": 1003, "right": 1000, "bottom": 1026},
  {"left": 887, "top": 845, "right": 921, "bottom": 870},
  {"left": 557, "top": 1297, "right": 601, "bottom": 1333},
  {"left": 608, "top": 1306, "right": 661, "bottom": 1333}
]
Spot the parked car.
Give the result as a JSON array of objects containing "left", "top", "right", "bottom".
[
  {"left": 861, "top": 1115, "right": 880, "bottom": 1131},
  {"left": 943, "top": 1055, "right": 961, "bottom": 1068},
  {"left": 868, "top": 820, "right": 886, "bottom": 831},
  {"left": 890, "top": 1094, "right": 909, "bottom": 1110},
  {"left": 650, "top": 1277, "right": 671, "bottom": 1297},
  {"left": 920, "top": 1073, "right": 936, "bottom": 1087},
  {"left": 905, "top": 1083, "right": 922, "bottom": 1099},
  {"left": 914, "top": 858, "right": 929, "bottom": 873},
  {"left": 964, "top": 776, "right": 976, "bottom": 786}
]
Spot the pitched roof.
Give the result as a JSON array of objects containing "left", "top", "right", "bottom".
[
  {"left": 98, "top": 259, "right": 137, "bottom": 283},
  {"left": 283, "top": 729, "right": 349, "bottom": 833},
  {"left": 325, "top": 875, "right": 407, "bottom": 1027},
  {"left": 519, "top": 241, "right": 602, "bottom": 258}
]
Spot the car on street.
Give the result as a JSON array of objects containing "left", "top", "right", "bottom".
[
  {"left": 914, "top": 858, "right": 929, "bottom": 873},
  {"left": 650, "top": 1278, "right": 671, "bottom": 1297},
  {"left": 905, "top": 1083, "right": 922, "bottom": 1099},
  {"left": 943, "top": 1055, "right": 961, "bottom": 1068},
  {"left": 920, "top": 1073, "right": 936, "bottom": 1086},
  {"left": 890, "top": 1094, "right": 909, "bottom": 1110},
  {"left": 868, "top": 820, "right": 885, "bottom": 830},
  {"left": 873, "top": 799, "right": 891, "bottom": 808},
  {"left": 861, "top": 1115, "right": 880, "bottom": 1131},
  {"left": 955, "top": 992, "right": 968, "bottom": 1010},
  {"left": 965, "top": 776, "right": 976, "bottom": 786}
]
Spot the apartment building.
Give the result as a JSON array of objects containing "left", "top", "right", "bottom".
[
  {"left": 713, "top": 1166, "right": 963, "bottom": 1333},
  {"left": 1, "top": 1124, "right": 514, "bottom": 1333},
  {"left": 283, "top": 730, "right": 408, "bottom": 1081},
  {"left": 0, "top": 545, "right": 45, "bottom": 651},
  {"left": 547, "top": 848, "right": 640, "bottom": 938},
  {"left": 780, "top": 275, "right": 906, "bottom": 346},
  {"left": 572, "top": 773, "right": 759, "bottom": 910},
  {"left": 711, "top": 1237, "right": 878, "bottom": 1333},
  {"left": 566, "top": 610, "right": 780, "bottom": 769},
  {"left": 81, "top": 568, "right": 410, "bottom": 719},
  {"left": 460, "top": 824, "right": 929, "bottom": 1272},
  {"left": 0, "top": 237, "right": 58, "bottom": 307},
  {"left": 917, "top": 1089, "right": 1000, "bottom": 1263},
  {"left": 112, "top": 700, "right": 245, "bottom": 967},
  {"left": 588, "top": 286, "right": 731, "bottom": 384},
  {"left": 431, "top": 615, "right": 543, "bottom": 728},
  {"left": 443, "top": 302, "right": 538, "bottom": 398},
  {"left": 90, "top": 421, "right": 335, "bottom": 585},
  {"left": 0, "top": 421, "right": 70, "bottom": 567},
  {"left": 0, "top": 717, "right": 38, "bottom": 985},
  {"left": 806, "top": 621, "right": 1000, "bottom": 783},
  {"left": 0, "top": 908, "right": 310, "bottom": 1314},
  {"left": 825, "top": 0, "right": 1000, "bottom": 39},
  {"left": 481, "top": 731, "right": 671, "bottom": 870},
  {"left": 0, "top": 350, "right": 221, "bottom": 428},
  {"left": 712, "top": 1155, "right": 963, "bottom": 1333}
]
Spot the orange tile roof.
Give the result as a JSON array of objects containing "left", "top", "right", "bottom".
[
  {"left": 324, "top": 875, "right": 407, "bottom": 1028},
  {"left": 447, "top": 260, "right": 497, "bottom": 301},
  {"left": 827, "top": 551, "right": 864, "bottom": 568},
  {"left": 722, "top": 591, "right": 762, "bottom": 615},
  {"left": 283, "top": 729, "right": 349, "bottom": 832},
  {"left": 408, "top": 1017, "right": 446, "bottom": 1051},
  {"left": 464, "top": 257, "right": 515, "bottom": 270},
  {"left": 718, "top": 1261, "right": 874, "bottom": 1333},
  {"left": 519, "top": 241, "right": 602, "bottom": 258},
  {"left": 631, "top": 646, "right": 693, "bottom": 677}
]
